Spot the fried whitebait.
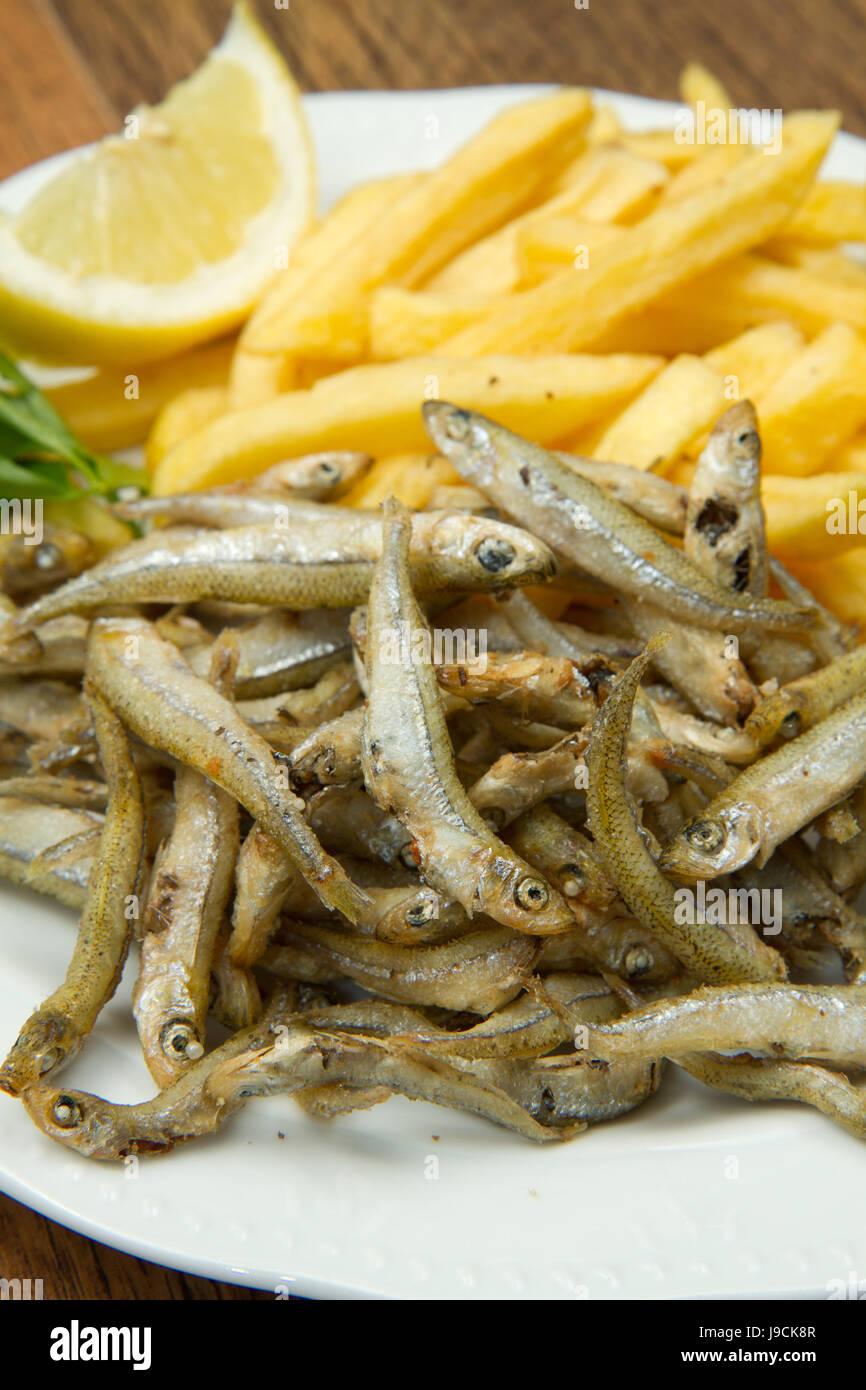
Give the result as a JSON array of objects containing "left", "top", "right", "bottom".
[
  {"left": 661, "top": 690, "right": 866, "bottom": 880},
  {"left": 584, "top": 634, "right": 784, "bottom": 985},
  {"left": 263, "top": 920, "right": 539, "bottom": 1014},
  {"left": 361, "top": 498, "right": 573, "bottom": 935},
  {"left": 6, "top": 511, "right": 555, "bottom": 633},
  {"left": 745, "top": 645, "right": 866, "bottom": 750},
  {"left": 0, "top": 691, "right": 145, "bottom": 1095},
  {"left": 86, "top": 616, "right": 372, "bottom": 924},
  {"left": 423, "top": 403, "right": 810, "bottom": 632},
  {"left": 134, "top": 759, "right": 239, "bottom": 1087},
  {"left": 114, "top": 451, "right": 372, "bottom": 524},
  {"left": 0, "top": 796, "right": 103, "bottom": 908},
  {"left": 585, "top": 982, "right": 866, "bottom": 1067},
  {"left": 22, "top": 1013, "right": 573, "bottom": 1158}
]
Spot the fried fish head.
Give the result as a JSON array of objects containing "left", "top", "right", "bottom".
[{"left": 659, "top": 803, "right": 766, "bottom": 882}]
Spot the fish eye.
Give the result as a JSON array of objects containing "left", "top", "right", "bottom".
[
  {"left": 52, "top": 1094, "right": 84, "bottom": 1129},
  {"left": 315, "top": 460, "right": 340, "bottom": 480},
  {"left": 405, "top": 899, "right": 436, "bottom": 926},
  {"left": 514, "top": 876, "right": 549, "bottom": 911},
  {"left": 441, "top": 408, "right": 473, "bottom": 442},
  {"left": 34, "top": 543, "right": 63, "bottom": 571},
  {"left": 624, "top": 946, "right": 653, "bottom": 977},
  {"left": 559, "top": 863, "right": 584, "bottom": 897},
  {"left": 475, "top": 537, "right": 515, "bottom": 572},
  {"left": 736, "top": 429, "right": 760, "bottom": 451},
  {"left": 39, "top": 1046, "right": 61, "bottom": 1074},
  {"left": 780, "top": 711, "right": 801, "bottom": 739},
  {"left": 160, "top": 1018, "right": 203, "bottom": 1061},
  {"left": 684, "top": 820, "right": 726, "bottom": 853}
]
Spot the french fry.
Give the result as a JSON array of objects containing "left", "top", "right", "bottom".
[
  {"left": 369, "top": 288, "right": 500, "bottom": 361},
  {"left": 44, "top": 336, "right": 234, "bottom": 452},
  {"left": 762, "top": 472, "right": 866, "bottom": 561},
  {"left": 755, "top": 323, "right": 866, "bottom": 476},
  {"left": 596, "top": 250, "right": 866, "bottom": 355},
  {"left": 657, "top": 144, "right": 745, "bottom": 203},
  {"left": 704, "top": 321, "right": 806, "bottom": 406},
  {"left": 146, "top": 386, "right": 228, "bottom": 470},
  {"left": 759, "top": 243, "right": 866, "bottom": 286},
  {"left": 678, "top": 62, "right": 734, "bottom": 113},
  {"left": 585, "top": 105, "right": 622, "bottom": 146},
  {"left": 618, "top": 129, "right": 703, "bottom": 169},
  {"left": 427, "top": 170, "right": 641, "bottom": 298},
  {"left": 440, "top": 112, "right": 839, "bottom": 357},
  {"left": 549, "top": 147, "right": 669, "bottom": 219},
  {"left": 516, "top": 218, "right": 623, "bottom": 286},
  {"left": 151, "top": 351, "right": 663, "bottom": 494},
  {"left": 247, "top": 89, "right": 593, "bottom": 359},
  {"left": 341, "top": 453, "right": 460, "bottom": 509},
  {"left": 590, "top": 354, "right": 726, "bottom": 470},
  {"left": 791, "top": 548, "right": 866, "bottom": 631},
  {"left": 238, "top": 173, "right": 423, "bottom": 358},
  {"left": 831, "top": 436, "right": 866, "bottom": 471},
  {"left": 227, "top": 349, "right": 293, "bottom": 408},
  {"left": 766, "top": 180, "right": 866, "bottom": 249}
]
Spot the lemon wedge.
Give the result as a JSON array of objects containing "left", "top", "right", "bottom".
[{"left": 0, "top": 2, "right": 314, "bottom": 365}]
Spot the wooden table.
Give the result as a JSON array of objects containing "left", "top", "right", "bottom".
[{"left": 1, "top": 0, "right": 864, "bottom": 1300}]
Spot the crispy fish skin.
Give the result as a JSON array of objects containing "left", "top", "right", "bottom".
[
  {"left": 685, "top": 401, "right": 767, "bottom": 597},
  {"left": 623, "top": 597, "right": 756, "bottom": 726},
  {"left": 361, "top": 498, "right": 573, "bottom": 934},
  {"left": 745, "top": 645, "right": 866, "bottom": 750},
  {"left": 0, "top": 796, "right": 103, "bottom": 908},
  {"left": 555, "top": 453, "right": 687, "bottom": 535},
  {"left": 677, "top": 1052, "right": 866, "bottom": 1139},
  {"left": 263, "top": 920, "right": 540, "bottom": 1015},
  {"left": 22, "top": 1011, "right": 573, "bottom": 1158},
  {"left": 584, "top": 634, "right": 784, "bottom": 985},
  {"left": 85, "top": 616, "right": 372, "bottom": 925},
  {"left": 660, "top": 690, "right": 866, "bottom": 881},
  {"left": 134, "top": 761, "right": 239, "bottom": 1088},
  {"left": 585, "top": 982, "right": 866, "bottom": 1067},
  {"left": 0, "top": 691, "right": 144, "bottom": 1096},
  {"left": 114, "top": 452, "right": 372, "bottom": 524},
  {"left": 504, "top": 804, "right": 617, "bottom": 911},
  {"left": 6, "top": 512, "right": 556, "bottom": 634},
  {"left": 423, "top": 403, "right": 810, "bottom": 632}
]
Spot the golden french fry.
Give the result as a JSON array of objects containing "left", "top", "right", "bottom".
[
  {"left": 596, "top": 249, "right": 866, "bottom": 355},
  {"left": 791, "top": 547, "right": 866, "bottom": 631},
  {"left": 428, "top": 174, "right": 635, "bottom": 298},
  {"left": 703, "top": 321, "right": 806, "bottom": 407},
  {"left": 515, "top": 218, "right": 623, "bottom": 286},
  {"left": 760, "top": 244, "right": 866, "bottom": 285},
  {"left": 756, "top": 323, "right": 866, "bottom": 476},
  {"left": 440, "top": 112, "right": 839, "bottom": 357},
  {"left": 590, "top": 354, "right": 726, "bottom": 470},
  {"left": 831, "top": 436, "right": 866, "bottom": 471},
  {"left": 227, "top": 348, "right": 293, "bottom": 408},
  {"left": 341, "top": 453, "right": 460, "bottom": 509},
  {"left": 767, "top": 181, "right": 866, "bottom": 249},
  {"left": 657, "top": 144, "right": 745, "bottom": 203},
  {"left": 618, "top": 129, "right": 704, "bottom": 169},
  {"left": 678, "top": 62, "right": 734, "bottom": 113},
  {"left": 152, "top": 350, "right": 663, "bottom": 494},
  {"left": 44, "top": 336, "right": 234, "bottom": 452},
  {"left": 146, "top": 386, "right": 228, "bottom": 471},
  {"left": 240, "top": 173, "right": 423, "bottom": 356},
  {"left": 549, "top": 147, "right": 669, "bottom": 219},
  {"left": 369, "top": 288, "right": 499, "bottom": 361},
  {"left": 248, "top": 89, "right": 592, "bottom": 358},
  {"left": 762, "top": 472, "right": 866, "bottom": 560},
  {"left": 584, "top": 105, "right": 622, "bottom": 146}
]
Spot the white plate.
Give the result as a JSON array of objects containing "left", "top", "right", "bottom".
[{"left": 1, "top": 86, "right": 865, "bottom": 1302}]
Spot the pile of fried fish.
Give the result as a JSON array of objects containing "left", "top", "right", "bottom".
[{"left": 1, "top": 399, "right": 865, "bottom": 1160}]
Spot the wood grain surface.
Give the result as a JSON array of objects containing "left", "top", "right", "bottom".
[{"left": 0, "top": 0, "right": 864, "bottom": 1302}]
